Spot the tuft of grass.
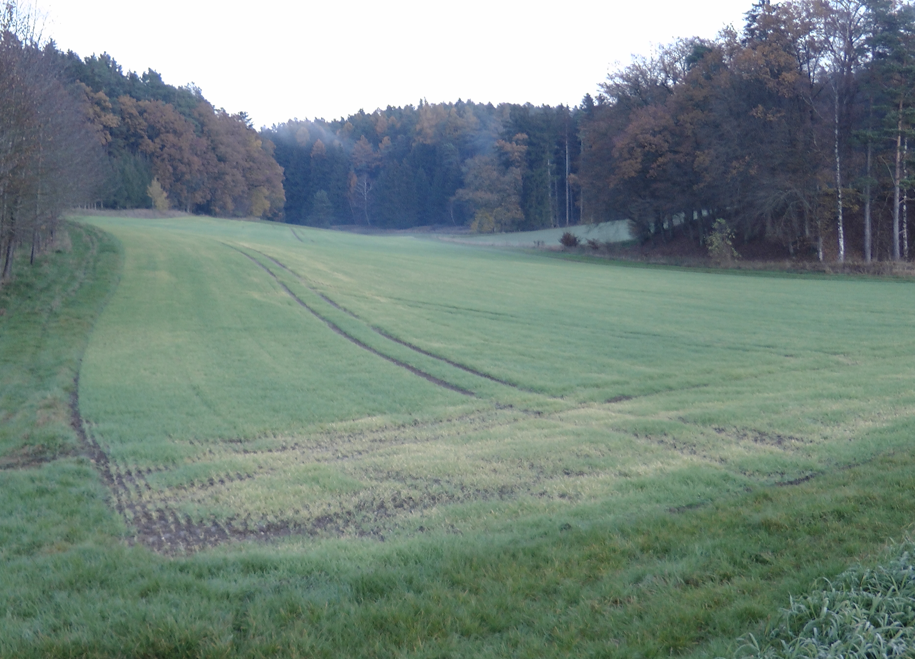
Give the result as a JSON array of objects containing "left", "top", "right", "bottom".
[{"left": 734, "top": 540, "right": 915, "bottom": 659}]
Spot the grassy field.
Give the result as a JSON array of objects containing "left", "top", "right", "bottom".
[
  {"left": 439, "top": 220, "right": 632, "bottom": 247},
  {"left": 2, "top": 215, "right": 914, "bottom": 657}
]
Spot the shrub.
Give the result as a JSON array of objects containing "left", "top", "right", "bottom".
[
  {"left": 147, "top": 177, "right": 170, "bottom": 212},
  {"left": 586, "top": 238, "right": 601, "bottom": 250},
  {"left": 560, "top": 231, "right": 580, "bottom": 247},
  {"left": 707, "top": 219, "right": 739, "bottom": 264}
]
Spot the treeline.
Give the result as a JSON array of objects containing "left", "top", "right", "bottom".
[
  {"left": 262, "top": 103, "right": 581, "bottom": 231},
  {"left": 0, "top": 3, "right": 100, "bottom": 278},
  {"left": 58, "top": 53, "right": 285, "bottom": 219},
  {"left": 7, "top": 0, "right": 915, "bottom": 269},
  {"left": 0, "top": 0, "right": 285, "bottom": 281},
  {"left": 578, "top": 0, "right": 915, "bottom": 262},
  {"left": 265, "top": 0, "right": 915, "bottom": 262}
]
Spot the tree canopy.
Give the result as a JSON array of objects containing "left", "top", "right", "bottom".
[
  {"left": 578, "top": 0, "right": 915, "bottom": 262},
  {"left": 262, "top": 101, "right": 582, "bottom": 232}
]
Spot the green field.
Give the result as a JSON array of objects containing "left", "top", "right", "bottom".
[
  {"left": 2, "top": 215, "right": 915, "bottom": 658},
  {"left": 440, "top": 220, "right": 632, "bottom": 247}
]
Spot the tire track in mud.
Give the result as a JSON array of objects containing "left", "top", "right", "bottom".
[
  {"left": 72, "top": 375, "right": 560, "bottom": 554},
  {"left": 71, "top": 372, "right": 315, "bottom": 554},
  {"left": 247, "top": 246, "right": 546, "bottom": 397},
  {"left": 228, "top": 245, "right": 475, "bottom": 397}
]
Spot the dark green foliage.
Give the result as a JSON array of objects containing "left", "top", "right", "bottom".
[
  {"left": 263, "top": 101, "right": 583, "bottom": 231},
  {"left": 375, "top": 159, "right": 419, "bottom": 228},
  {"left": 507, "top": 105, "right": 564, "bottom": 230},
  {"left": 308, "top": 190, "right": 334, "bottom": 227},
  {"left": 101, "top": 152, "right": 153, "bottom": 209}
]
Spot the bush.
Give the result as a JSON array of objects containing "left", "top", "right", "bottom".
[
  {"left": 147, "top": 177, "right": 170, "bottom": 212},
  {"left": 586, "top": 238, "right": 601, "bottom": 250},
  {"left": 707, "top": 219, "right": 739, "bottom": 264},
  {"left": 560, "top": 232, "right": 580, "bottom": 247}
]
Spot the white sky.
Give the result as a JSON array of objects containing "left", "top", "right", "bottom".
[{"left": 39, "top": 1, "right": 752, "bottom": 129}]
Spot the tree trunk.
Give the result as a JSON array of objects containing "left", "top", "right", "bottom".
[
  {"left": 361, "top": 177, "right": 371, "bottom": 226},
  {"left": 834, "top": 83, "right": 845, "bottom": 262},
  {"left": 864, "top": 139, "right": 872, "bottom": 263},
  {"left": 1, "top": 238, "right": 14, "bottom": 280},
  {"left": 905, "top": 137, "right": 910, "bottom": 261},
  {"left": 893, "top": 102, "right": 903, "bottom": 261},
  {"left": 565, "top": 137, "right": 571, "bottom": 227}
]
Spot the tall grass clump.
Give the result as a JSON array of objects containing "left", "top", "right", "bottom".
[{"left": 736, "top": 540, "right": 915, "bottom": 659}]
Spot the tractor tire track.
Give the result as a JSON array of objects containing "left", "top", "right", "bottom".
[
  {"left": 247, "top": 247, "right": 543, "bottom": 396},
  {"left": 71, "top": 371, "right": 289, "bottom": 555},
  {"left": 229, "top": 245, "right": 474, "bottom": 397}
]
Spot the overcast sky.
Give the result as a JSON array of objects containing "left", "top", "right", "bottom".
[{"left": 39, "top": 1, "right": 752, "bottom": 128}]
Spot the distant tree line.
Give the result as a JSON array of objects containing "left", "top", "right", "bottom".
[
  {"left": 262, "top": 103, "right": 582, "bottom": 232},
  {"left": 6, "top": 0, "right": 915, "bottom": 270},
  {"left": 58, "top": 53, "right": 285, "bottom": 219},
  {"left": 0, "top": 0, "right": 285, "bottom": 281},
  {"left": 578, "top": 0, "right": 915, "bottom": 262},
  {"left": 264, "top": 0, "right": 915, "bottom": 262}
]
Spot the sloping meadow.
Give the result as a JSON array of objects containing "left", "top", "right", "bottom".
[
  {"left": 3, "top": 214, "right": 914, "bottom": 657},
  {"left": 76, "top": 216, "right": 915, "bottom": 552}
]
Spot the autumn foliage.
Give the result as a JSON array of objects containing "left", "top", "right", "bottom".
[
  {"left": 577, "top": 0, "right": 915, "bottom": 263},
  {"left": 68, "top": 56, "right": 285, "bottom": 219}
]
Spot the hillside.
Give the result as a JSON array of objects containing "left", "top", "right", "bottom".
[{"left": 2, "top": 215, "right": 914, "bottom": 657}]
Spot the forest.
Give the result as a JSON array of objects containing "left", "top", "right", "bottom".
[
  {"left": 3, "top": 0, "right": 915, "bottom": 277},
  {"left": 262, "top": 103, "right": 579, "bottom": 232},
  {"left": 580, "top": 0, "right": 915, "bottom": 263}
]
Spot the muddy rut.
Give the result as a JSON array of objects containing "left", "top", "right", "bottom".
[{"left": 71, "top": 382, "right": 542, "bottom": 554}]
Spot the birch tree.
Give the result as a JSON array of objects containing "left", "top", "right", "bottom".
[{"left": 821, "top": 0, "right": 869, "bottom": 262}]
